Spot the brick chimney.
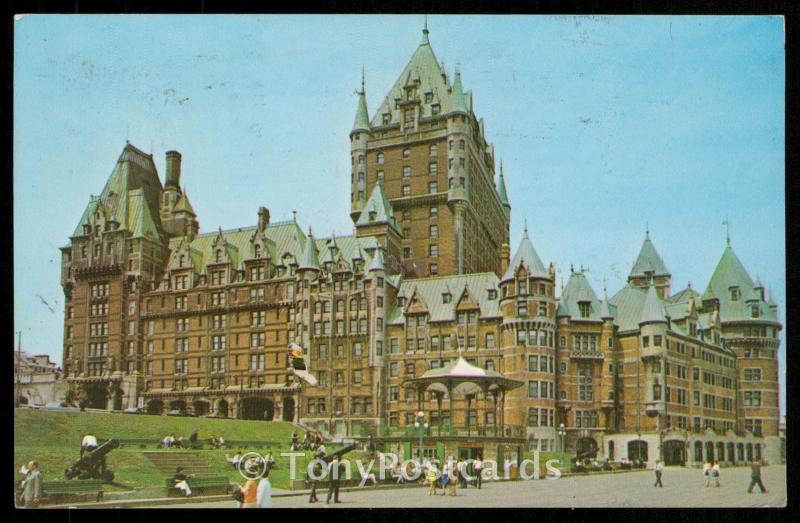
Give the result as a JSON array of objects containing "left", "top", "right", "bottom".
[{"left": 258, "top": 207, "right": 270, "bottom": 231}]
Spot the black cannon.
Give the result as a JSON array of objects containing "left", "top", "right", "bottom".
[
  {"left": 320, "top": 443, "right": 358, "bottom": 463},
  {"left": 65, "top": 438, "right": 119, "bottom": 482}
]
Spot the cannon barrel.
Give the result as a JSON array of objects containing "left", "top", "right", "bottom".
[
  {"left": 65, "top": 439, "right": 120, "bottom": 480},
  {"left": 321, "top": 443, "right": 358, "bottom": 463}
]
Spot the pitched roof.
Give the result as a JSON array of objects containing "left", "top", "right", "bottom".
[
  {"left": 370, "top": 30, "right": 469, "bottom": 128},
  {"left": 704, "top": 245, "right": 778, "bottom": 324},
  {"left": 388, "top": 273, "right": 501, "bottom": 324},
  {"left": 355, "top": 183, "right": 401, "bottom": 234},
  {"left": 629, "top": 231, "right": 670, "bottom": 278},
  {"left": 501, "top": 229, "right": 548, "bottom": 282},
  {"left": 298, "top": 232, "right": 320, "bottom": 271},
  {"left": 557, "top": 271, "right": 604, "bottom": 322},
  {"left": 174, "top": 191, "right": 196, "bottom": 216},
  {"left": 368, "top": 248, "right": 385, "bottom": 272},
  {"left": 352, "top": 88, "right": 371, "bottom": 134},
  {"left": 639, "top": 284, "right": 668, "bottom": 325},
  {"left": 608, "top": 284, "right": 648, "bottom": 332}
]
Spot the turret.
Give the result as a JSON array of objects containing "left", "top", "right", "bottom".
[
  {"left": 350, "top": 69, "right": 371, "bottom": 223},
  {"left": 628, "top": 227, "right": 671, "bottom": 298}
]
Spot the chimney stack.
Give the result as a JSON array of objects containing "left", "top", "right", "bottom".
[
  {"left": 165, "top": 150, "right": 182, "bottom": 188},
  {"left": 258, "top": 207, "right": 270, "bottom": 231}
]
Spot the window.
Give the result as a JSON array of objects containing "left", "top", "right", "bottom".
[
  {"left": 517, "top": 301, "right": 528, "bottom": 317},
  {"left": 431, "top": 104, "right": 440, "bottom": 115},
  {"left": 642, "top": 336, "right": 650, "bottom": 348},
  {"left": 578, "top": 302, "right": 590, "bottom": 318},
  {"left": 403, "top": 148, "right": 411, "bottom": 158},
  {"left": 430, "top": 144, "right": 438, "bottom": 156},
  {"left": 744, "top": 368, "right": 762, "bottom": 381},
  {"left": 428, "top": 244, "right": 438, "bottom": 257},
  {"left": 429, "top": 162, "right": 438, "bottom": 175},
  {"left": 377, "top": 152, "right": 384, "bottom": 164},
  {"left": 744, "top": 391, "right": 762, "bottom": 407},
  {"left": 430, "top": 264, "right": 439, "bottom": 274},
  {"left": 485, "top": 333, "right": 495, "bottom": 348},
  {"left": 428, "top": 181, "right": 438, "bottom": 193},
  {"left": 403, "top": 166, "right": 412, "bottom": 178},
  {"left": 730, "top": 287, "right": 740, "bottom": 301},
  {"left": 528, "top": 355, "right": 538, "bottom": 372},
  {"left": 402, "top": 185, "right": 411, "bottom": 196}
]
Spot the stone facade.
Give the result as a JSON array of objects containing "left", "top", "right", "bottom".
[{"left": 59, "top": 25, "right": 781, "bottom": 466}]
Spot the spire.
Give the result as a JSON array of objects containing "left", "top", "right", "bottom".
[
  {"left": 501, "top": 228, "right": 548, "bottom": 282},
  {"left": 298, "top": 229, "right": 320, "bottom": 271},
  {"left": 722, "top": 218, "right": 731, "bottom": 246},
  {"left": 352, "top": 68, "right": 371, "bottom": 135},
  {"left": 421, "top": 15, "right": 430, "bottom": 45},
  {"left": 639, "top": 284, "right": 667, "bottom": 325},
  {"left": 629, "top": 230, "right": 670, "bottom": 279},
  {"left": 599, "top": 285, "right": 613, "bottom": 320},
  {"left": 450, "top": 63, "right": 469, "bottom": 115},
  {"left": 497, "top": 161, "right": 510, "bottom": 208}
]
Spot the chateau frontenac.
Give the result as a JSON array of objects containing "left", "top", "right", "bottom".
[{"left": 60, "top": 25, "right": 782, "bottom": 466}]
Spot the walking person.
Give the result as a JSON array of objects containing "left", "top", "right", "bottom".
[
  {"left": 702, "top": 460, "right": 711, "bottom": 487},
  {"left": 325, "top": 456, "right": 343, "bottom": 506},
  {"left": 747, "top": 459, "right": 767, "bottom": 493},
  {"left": 256, "top": 469, "right": 272, "bottom": 508},
  {"left": 654, "top": 460, "right": 664, "bottom": 487},
  {"left": 19, "top": 461, "right": 42, "bottom": 508},
  {"left": 711, "top": 461, "right": 721, "bottom": 487},
  {"left": 238, "top": 478, "right": 258, "bottom": 508},
  {"left": 427, "top": 461, "right": 439, "bottom": 496},
  {"left": 474, "top": 457, "right": 483, "bottom": 489}
]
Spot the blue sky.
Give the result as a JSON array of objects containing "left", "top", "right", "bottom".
[{"left": 14, "top": 15, "right": 785, "bottom": 414}]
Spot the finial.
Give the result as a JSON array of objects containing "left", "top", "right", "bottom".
[
  {"left": 687, "top": 281, "right": 692, "bottom": 289},
  {"left": 424, "top": 14, "right": 429, "bottom": 34},
  {"left": 308, "top": 226, "right": 313, "bottom": 237},
  {"left": 292, "top": 210, "right": 297, "bottom": 223},
  {"left": 455, "top": 62, "right": 461, "bottom": 78},
  {"left": 421, "top": 15, "right": 430, "bottom": 45},
  {"left": 500, "top": 159, "right": 504, "bottom": 176},
  {"left": 570, "top": 263, "right": 574, "bottom": 273},
  {"left": 722, "top": 218, "right": 730, "bottom": 246},
  {"left": 645, "top": 222, "right": 650, "bottom": 240},
  {"left": 523, "top": 217, "right": 528, "bottom": 235},
  {"left": 361, "top": 65, "right": 365, "bottom": 94}
]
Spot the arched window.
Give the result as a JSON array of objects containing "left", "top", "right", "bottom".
[
  {"left": 403, "top": 148, "right": 411, "bottom": 158},
  {"left": 430, "top": 144, "right": 438, "bottom": 156},
  {"left": 336, "top": 300, "right": 345, "bottom": 313},
  {"left": 377, "top": 152, "right": 384, "bottom": 165},
  {"left": 350, "top": 298, "right": 357, "bottom": 311},
  {"left": 360, "top": 298, "right": 368, "bottom": 311},
  {"left": 254, "top": 244, "right": 261, "bottom": 258}
]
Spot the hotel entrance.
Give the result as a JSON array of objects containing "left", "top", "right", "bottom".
[{"left": 663, "top": 440, "right": 686, "bottom": 466}]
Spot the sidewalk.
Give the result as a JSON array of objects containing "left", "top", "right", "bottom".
[{"left": 47, "top": 481, "right": 423, "bottom": 508}]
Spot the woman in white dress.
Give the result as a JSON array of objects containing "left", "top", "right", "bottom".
[{"left": 256, "top": 471, "right": 272, "bottom": 508}]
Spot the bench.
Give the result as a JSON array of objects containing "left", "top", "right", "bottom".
[
  {"left": 41, "top": 479, "right": 105, "bottom": 504},
  {"left": 165, "top": 475, "right": 231, "bottom": 497}
]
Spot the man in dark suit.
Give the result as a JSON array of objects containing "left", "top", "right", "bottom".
[
  {"left": 325, "top": 456, "right": 343, "bottom": 506},
  {"left": 308, "top": 452, "right": 324, "bottom": 503}
]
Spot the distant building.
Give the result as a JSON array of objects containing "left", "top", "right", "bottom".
[
  {"left": 58, "top": 23, "right": 782, "bottom": 466},
  {"left": 14, "top": 352, "right": 66, "bottom": 406}
]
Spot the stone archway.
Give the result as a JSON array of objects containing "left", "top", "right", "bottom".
[
  {"left": 705, "top": 441, "right": 715, "bottom": 462},
  {"left": 694, "top": 441, "right": 704, "bottom": 462},
  {"left": 628, "top": 440, "right": 648, "bottom": 462},
  {"left": 216, "top": 399, "right": 229, "bottom": 418},
  {"left": 169, "top": 399, "right": 187, "bottom": 414},
  {"left": 576, "top": 437, "right": 598, "bottom": 458},
  {"left": 727, "top": 442, "right": 736, "bottom": 464},
  {"left": 193, "top": 400, "right": 210, "bottom": 416},
  {"left": 607, "top": 440, "right": 615, "bottom": 461},
  {"left": 663, "top": 440, "right": 686, "bottom": 466},
  {"left": 85, "top": 382, "right": 109, "bottom": 409}
]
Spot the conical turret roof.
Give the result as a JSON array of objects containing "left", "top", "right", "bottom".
[
  {"left": 368, "top": 248, "right": 385, "bottom": 272},
  {"left": 174, "top": 190, "right": 196, "bottom": 216},
  {"left": 639, "top": 284, "right": 667, "bottom": 325},
  {"left": 352, "top": 72, "right": 371, "bottom": 135},
  {"left": 501, "top": 228, "right": 548, "bottom": 282},
  {"left": 497, "top": 161, "right": 510, "bottom": 208},
  {"left": 355, "top": 183, "right": 401, "bottom": 234},
  {"left": 298, "top": 230, "right": 320, "bottom": 271},
  {"left": 630, "top": 230, "right": 670, "bottom": 278}
]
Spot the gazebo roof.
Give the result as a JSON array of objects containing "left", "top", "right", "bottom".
[{"left": 402, "top": 356, "right": 523, "bottom": 396}]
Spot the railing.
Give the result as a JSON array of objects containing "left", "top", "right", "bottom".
[
  {"left": 378, "top": 424, "right": 525, "bottom": 439},
  {"left": 570, "top": 350, "right": 605, "bottom": 361}
]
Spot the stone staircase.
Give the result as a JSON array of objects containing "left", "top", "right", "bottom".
[{"left": 143, "top": 452, "right": 217, "bottom": 476}]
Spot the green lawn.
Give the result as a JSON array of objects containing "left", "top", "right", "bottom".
[{"left": 13, "top": 408, "right": 333, "bottom": 490}]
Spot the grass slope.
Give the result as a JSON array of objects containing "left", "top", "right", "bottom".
[{"left": 14, "top": 409, "right": 327, "bottom": 490}]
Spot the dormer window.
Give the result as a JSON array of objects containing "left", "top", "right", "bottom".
[
  {"left": 517, "top": 277, "right": 528, "bottom": 295},
  {"left": 179, "top": 255, "right": 185, "bottom": 267},
  {"left": 487, "top": 289, "right": 497, "bottom": 300},
  {"left": 431, "top": 104, "right": 441, "bottom": 115},
  {"left": 215, "top": 250, "right": 223, "bottom": 263},
  {"left": 254, "top": 244, "right": 261, "bottom": 258},
  {"left": 442, "top": 292, "right": 452, "bottom": 304},
  {"left": 425, "top": 92, "right": 433, "bottom": 103},
  {"left": 751, "top": 305, "right": 760, "bottom": 318},
  {"left": 578, "top": 302, "right": 591, "bottom": 318},
  {"left": 730, "top": 287, "right": 740, "bottom": 301},
  {"left": 369, "top": 211, "right": 376, "bottom": 222},
  {"left": 398, "top": 297, "right": 406, "bottom": 307},
  {"left": 382, "top": 114, "right": 390, "bottom": 125}
]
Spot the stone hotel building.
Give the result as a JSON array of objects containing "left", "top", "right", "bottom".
[{"left": 59, "top": 25, "right": 781, "bottom": 466}]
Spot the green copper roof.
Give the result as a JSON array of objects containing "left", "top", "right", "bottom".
[
  {"left": 298, "top": 231, "right": 320, "bottom": 271},
  {"left": 126, "top": 188, "right": 161, "bottom": 241},
  {"left": 355, "top": 183, "right": 401, "bottom": 234},
  {"left": 639, "top": 284, "right": 668, "bottom": 325},
  {"left": 629, "top": 231, "right": 670, "bottom": 278},
  {"left": 174, "top": 190, "right": 196, "bottom": 216},
  {"left": 368, "top": 248, "right": 385, "bottom": 271},
  {"left": 608, "top": 284, "right": 648, "bottom": 332},
  {"left": 704, "top": 244, "right": 778, "bottom": 324},
  {"left": 558, "top": 271, "right": 605, "bottom": 322},
  {"left": 352, "top": 88, "right": 371, "bottom": 134},
  {"left": 501, "top": 229, "right": 548, "bottom": 282},
  {"left": 449, "top": 66, "right": 469, "bottom": 115},
  {"left": 497, "top": 163, "right": 510, "bottom": 208},
  {"left": 370, "top": 30, "right": 473, "bottom": 128},
  {"left": 389, "top": 272, "right": 501, "bottom": 325}
]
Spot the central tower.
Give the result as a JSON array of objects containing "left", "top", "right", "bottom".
[{"left": 349, "top": 22, "right": 510, "bottom": 278}]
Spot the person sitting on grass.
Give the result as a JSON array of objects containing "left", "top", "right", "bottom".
[
  {"left": 174, "top": 436, "right": 185, "bottom": 449},
  {"left": 173, "top": 467, "right": 193, "bottom": 497},
  {"left": 218, "top": 435, "right": 226, "bottom": 447},
  {"left": 209, "top": 435, "right": 219, "bottom": 449},
  {"left": 226, "top": 453, "right": 242, "bottom": 468}
]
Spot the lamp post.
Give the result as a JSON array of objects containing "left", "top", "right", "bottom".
[
  {"left": 414, "top": 411, "right": 429, "bottom": 461},
  {"left": 557, "top": 423, "right": 567, "bottom": 454}
]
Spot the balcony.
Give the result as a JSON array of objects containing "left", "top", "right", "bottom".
[
  {"left": 569, "top": 350, "right": 604, "bottom": 361},
  {"left": 641, "top": 346, "right": 666, "bottom": 360}
]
